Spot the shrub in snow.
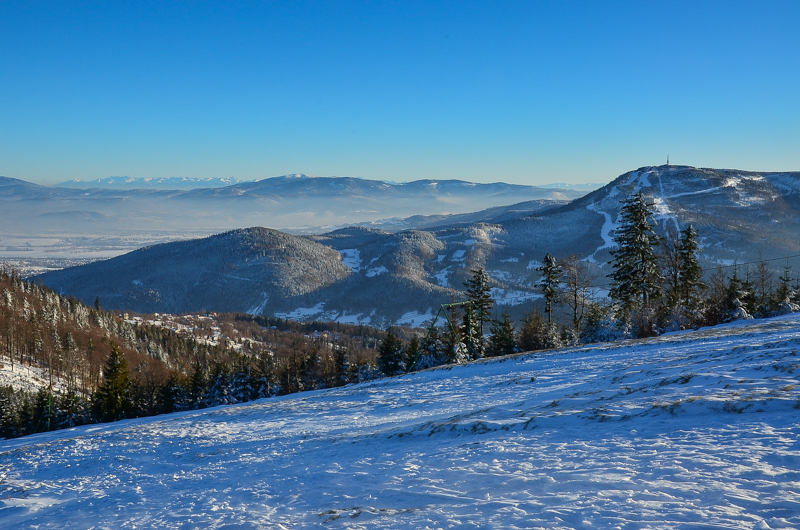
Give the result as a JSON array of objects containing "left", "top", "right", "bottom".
[
  {"left": 519, "top": 310, "right": 563, "bottom": 351},
  {"left": 580, "top": 302, "right": 631, "bottom": 344},
  {"left": 729, "top": 298, "right": 753, "bottom": 321},
  {"left": 779, "top": 298, "right": 800, "bottom": 315}
]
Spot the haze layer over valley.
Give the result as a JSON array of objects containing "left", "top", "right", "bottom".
[{"left": 0, "top": 174, "right": 582, "bottom": 275}]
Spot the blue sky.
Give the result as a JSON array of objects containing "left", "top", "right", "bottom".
[{"left": 1, "top": 1, "right": 798, "bottom": 186}]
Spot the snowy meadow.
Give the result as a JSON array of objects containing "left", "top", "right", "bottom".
[{"left": 2, "top": 314, "right": 800, "bottom": 529}]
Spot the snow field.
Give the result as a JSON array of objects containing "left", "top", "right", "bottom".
[{"left": 1, "top": 314, "right": 800, "bottom": 528}]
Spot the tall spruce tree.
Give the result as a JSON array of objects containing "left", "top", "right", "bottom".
[
  {"left": 725, "top": 265, "right": 749, "bottom": 314},
  {"left": 403, "top": 335, "right": 420, "bottom": 372},
  {"left": 93, "top": 345, "right": 131, "bottom": 422},
  {"left": 677, "top": 225, "right": 704, "bottom": 309},
  {"left": 776, "top": 264, "right": 794, "bottom": 304},
  {"left": 464, "top": 266, "right": 494, "bottom": 345},
  {"left": 609, "top": 192, "right": 661, "bottom": 313},
  {"left": 377, "top": 329, "right": 405, "bottom": 376},
  {"left": 536, "top": 253, "right": 562, "bottom": 323},
  {"left": 486, "top": 311, "right": 517, "bottom": 357}
]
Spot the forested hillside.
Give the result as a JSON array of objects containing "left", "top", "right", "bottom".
[{"left": 0, "top": 268, "right": 391, "bottom": 439}]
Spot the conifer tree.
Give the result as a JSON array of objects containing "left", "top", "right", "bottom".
[
  {"left": 486, "top": 311, "right": 517, "bottom": 357},
  {"left": 412, "top": 327, "right": 448, "bottom": 370},
  {"left": 741, "top": 268, "right": 758, "bottom": 314},
  {"left": 677, "top": 225, "right": 705, "bottom": 309},
  {"left": 93, "top": 345, "right": 131, "bottom": 422},
  {"left": 775, "top": 264, "right": 794, "bottom": 304},
  {"left": 0, "top": 385, "right": 22, "bottom": 438},
  {"left": 403, "top": 335, "right": 420, "bottom": 372},
  {"left": 231, "top": 365, "right": 256, "bottom": 404},
  {"left": 158, "top": 373, "right": 190, "bottom": 413},
  {"left": 793, "top": 276, "right": 800, "bottom": 305},
  {"left": 461, "top": 304, "right": 483, "bottom": 360},
  {"left": 724, "top": 265, "right": 753, "bottom": 320},
  {"left": 377, "top": 329, "right": 404, "bottom": 376},
  {"left": 536, "top": 253, "right": 562, "bottom": 323},
  {"left": 464, "top": 266, "right": 494, "bottom": 342},
  {"left": 189, "top": 362, "right": 208, "bottom": 409},
  {"left": 56, "top": 389, "right": 89, "bottom": 429},
  {"left": 205, "top": 362, "right": 233, "bottom": 406},
  {"left": 32, "top": 388, "right": 54, "bottom": 433},
  {"left": 255, "top": 350, "right": 276, "bottom": 397},
  {"left": 609, "top": 192, "right": 661, "bottom": 313}
]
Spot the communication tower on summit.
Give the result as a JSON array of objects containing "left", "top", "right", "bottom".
[{"left": 667, "top": 154, "right": 670, "bottom": 166}]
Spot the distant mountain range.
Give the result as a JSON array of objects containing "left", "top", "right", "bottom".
[
  {"left": 0, "top": 174, "right": 583, "bottom": 234},
  {"left": 54, "top": 174, "right": 605, "bottom": 193},
  {"left": 37, "top": 165, "right": 800, "bottom": 327},
  {"left": 56, "top": 176, "right": 248, "bottom": 189}
]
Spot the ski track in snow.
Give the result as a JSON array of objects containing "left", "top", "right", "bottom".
[
  {"left": 585, "top": 202, "right": 617, "bottom": 262},
  {"left": 2, "top": 315, "right": 800, "bottom": 528},
  {"left": 246, "top": 292, "right": 269, "bottom": 315}
]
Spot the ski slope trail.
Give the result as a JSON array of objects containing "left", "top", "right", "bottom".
[{"left": 2, "top": 315, "right": 800, "bottom": 528}]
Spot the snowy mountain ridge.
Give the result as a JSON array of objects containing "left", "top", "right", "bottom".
[
  {"left": 2, "top": 312, "right": 799, "bottom": 528},
  {"left": 0, "top": 174, "right": 581, "bottom": 238},
  {"left": 56, "top": 175, "right": 249, "bottom": 189},
  {"left": 35, "top": 164, "right": 800, "bottom": 325}
]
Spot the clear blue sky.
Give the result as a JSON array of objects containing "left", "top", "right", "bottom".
[{"left": 2, "top": 1, "right": 798, "bottom": 186}]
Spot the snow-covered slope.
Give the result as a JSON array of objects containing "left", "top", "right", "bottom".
[{"left": 2, "top": 314, "right": 799, "bottom": 528}]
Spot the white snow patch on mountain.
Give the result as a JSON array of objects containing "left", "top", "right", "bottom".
[
  {"left": 274, "top": 303, "right": 327, "bottom": 321},
  {"left": 667, "top": 187, "right": 723, "bottom": 199},
  {"left": 431, "top": 268, "right": 451, "bottom": 287},
  {"left": 652, "top": 197, "right": 671, "bottom": 216},
  {"left": 451, "top": 249, "right": 466, "bottom": 262},
  {"left": 246, "top": 292, "right": 269, "bottom": 315},
  {"left": 335, "top": 312, "right": 368, "bottom": 325},
  {"left": 491, "top": 287, "right": 541, "bottom": 305},
  {"left": 365, "top": 266, "right": 388, "bottom": 278},
  {"left": 339, "top": 249, "right": 361, "bottom": 271},
  {"left": 396, "top": 309, "right": 434, "bottom": 328},
  {"left": 488, "top": 269, "right": 512, "bottom": 282}
]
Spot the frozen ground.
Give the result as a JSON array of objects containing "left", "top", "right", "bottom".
[{"left": 1, "top": 314, "right": 800, "bottom": 529}]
